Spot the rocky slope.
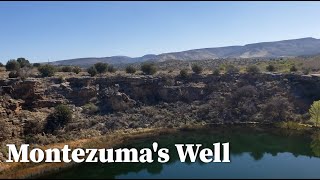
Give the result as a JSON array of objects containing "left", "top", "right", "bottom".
[{"left": 1, "top": 73, "right": 320, "bottom": 161}]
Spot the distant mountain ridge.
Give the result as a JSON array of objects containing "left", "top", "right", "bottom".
[{"left": 51, "top": 37, "right": 320, "bottom": 66}]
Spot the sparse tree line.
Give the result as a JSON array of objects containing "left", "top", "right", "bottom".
[
  {"left": 1, "top": 58, "right": 83, "bottom": 79},
  {"left": 177, "top": 62, "right": 307, "bottom": 79},
  {"left": 1, "top": 58, "right": 160, "bottom": 78},
  {"left": 0, "top": 57, "right": 317, "bottom": 80},
  {"left": 86, "top": 62, "right": 157, "bottom": 76}
]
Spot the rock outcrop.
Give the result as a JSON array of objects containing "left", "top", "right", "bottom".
[
  {"left": 1, "top": 74, "right": 320, "bottom": 114},
  {"left": 99, "top": 84, "right": 136, "bottom": 112},
  {"left": 1, "top": 73, "right": 320, "bottom": 149}
]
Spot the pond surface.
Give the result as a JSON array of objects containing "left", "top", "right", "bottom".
[{"left": 41, "top": 127, "right": 320, "bottom": 179}]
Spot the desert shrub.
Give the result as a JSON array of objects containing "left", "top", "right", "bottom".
[
  {"left": 23, "top": 119, "right": 44, "bottom": 135},
  {"left": 38, "top": 64, "right": 56, "bottom": 77},
  {"left": 233, "top": 85, "right": 258, "bottom": 100},
  {"left": 159, "top": 74, "right": 175, "bottom": 86},
  {"left": 87, "top": 66, "right": 98, "bottom": 77},
  {"left": 94, "top": 62, "right": 108, "bottom": 74},
  {"left": 290, "top": 65, "right": 298, "bottom": 72},
  {"left": 57, "top": 76, "right": 66, "bottom": 83},
  {"left": 17, "top": 58, "right": 31, "bottom": 68},
  {"left": 5, "top": 59, "right": 20, "bottom": 71},
  {"left": 33, "top": 63, "right": 41, "bottom": 67},
  {"left": 107, "top": 65, "right": 117, "bottom": 73},
  {"left": 25, "top": 134, "right": 58, "bottom": 145},
  {"left": 191, "top": 64, "right": 203, "bottom": 74},
  {"left": 302, "top": 68, "right": 311, "bottom": 75},
  {"left": 266, "top": 64, "right": 276, "bottom": 72},
  {"left": 219, "top": 64, "right": 225, "bottom": 71},
  {"left": 180, "top": 69, "right": 189, "bottom": 78},
  {"left": 276, "top": 121, "right": 309, "bottom": 131},
  {"left": 45, "top": 104, "right": 73, "bottom": 133},
  {"left": 126, "top": 66, "right": 136, "bottom": 74},
  {"left": 73, "top": 66, "right": 82, "bottom": 74},
  {"left": 54, "top": 66, "right": 63, "bottom": 72},
  {"left": 262, "top": 96, "right": 292, "bottom": 122},
  {"left": 225, "top": 64, "right": 240, "bottom": 74},
  {"left": 0, "top": 62, "right": 3, "bottom": 67},
  {"left": 141, "top": 63, "right": 157, "bottom": 75},
  {"left": 309, "top": 100, "right": 320, "bottom": 127},
  {"left": 0, "top": 121, "right": 10, "bottom": 141},
  {"left": 246, "top": 65, "right": 260, "bottom": 74},
  {"left": 17, "top": 66, "right": 33, "bottom": 80},
  {"left": 230, "top": 85, "right": 259, "bottom": 118},
  {"left": 212, "top": 68, "right": 220, "bottom": 75},
  {"left": 82, "top": 103, "right": 99, "bottom": 114},
  {"left": 61, "top": 66, "right": 73, "bottom": 72},
  {"left": 8, "top": 66, "right": 33, "bottom": 79},
  {"left": 8, "top": 71, "right": 19, "bottom": 78}
]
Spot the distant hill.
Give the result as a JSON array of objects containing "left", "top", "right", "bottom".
[{"left": 51, "top": 37, "right": 320, "bottom": 67}]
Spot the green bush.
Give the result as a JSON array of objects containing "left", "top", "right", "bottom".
[
  {"left": 180, "top": 69, "right": 189, "bottom": 78},
  {"left": 87, "top": 66, "right": 98, "bottom": 77},
  {"left": 5, "top": 59, "right": 20, "bottom": 71},
  {"left": 45, "top": 104, "right": 73, "bottom": 133},
  {"left": 82, "top": 103, "right": 99, "bottom": 114},
  {"left": 107, "top": 65, "right": 117, "bottom": 73},
  {"left": 246, "top": 65, "right": 260, "bottom": 74},
  {"left": 290, "top": 65, "right": 298, "bottom": 72},
  {"left": 73, "top": 66, "right": 82, "bottom": 74},
  {"left": 125, "top": 66, "right": 136, "bottom": 74},
  {"left": 141, "top": 63, "right": 157, "bottom": 75},
  {"left": 17, "top": 58, "right": 31, "bottom": 68},
  {"left": 192, "top": 64, "right": 203, "bottom": 74},
  {"left": 266, "top": 64, "right": 276, "bottom": 72},
  {"left": 38, "top": 64, "right": 56, "bottom": 77},
  {"left": 212, "top": 68, "right": 220, "bottom": 75},
  {"left": 61, "top": 66, "right": 73, "bottom": 72},
  {"left": 57, "top": 76, "right": 66, "bottom": 83},
  {"left": 94, "top": 62, "right": 108, "bottom": 74},
  {"left": 33, "top": 63, "right": 41, "bottom": 67},
  {"left": 225, "top": 64, "right": 240, "bottom": 74},
  {"left": 8, "top": 71, "right": 19, "bottom": 78},
  {"left": 302, "top": 68, "right": 310, "bottom": 75}
]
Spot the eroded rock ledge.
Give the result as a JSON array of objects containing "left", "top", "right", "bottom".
[{"left": 0, "top": 73, "right": 319, "bottom": 149}]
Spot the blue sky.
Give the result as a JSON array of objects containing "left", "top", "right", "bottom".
[{"left": 1, "top": 1, "right": 320, "bottom": 63}]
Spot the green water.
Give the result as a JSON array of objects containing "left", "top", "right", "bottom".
[{"left": 41, "top": 127, "right": 320, "bottom": 179}]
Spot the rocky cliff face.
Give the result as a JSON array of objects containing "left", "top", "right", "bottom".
[
  {"left": 1, "top": 73, "right": 320, "bottom": 143},
  {"left": 1, "top": 73, "right": 320, "bottom": 115}
]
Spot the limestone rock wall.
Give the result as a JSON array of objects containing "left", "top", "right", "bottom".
[{"left": 1, "top": 74, "right": 320, "bottom": 114}]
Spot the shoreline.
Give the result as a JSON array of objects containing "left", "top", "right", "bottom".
[
  {"left": 0, "top": 127, "right": 180, "bottom": 179},
  {"left": 0, "top": 122, "right": 317, "bottom": 179}
]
